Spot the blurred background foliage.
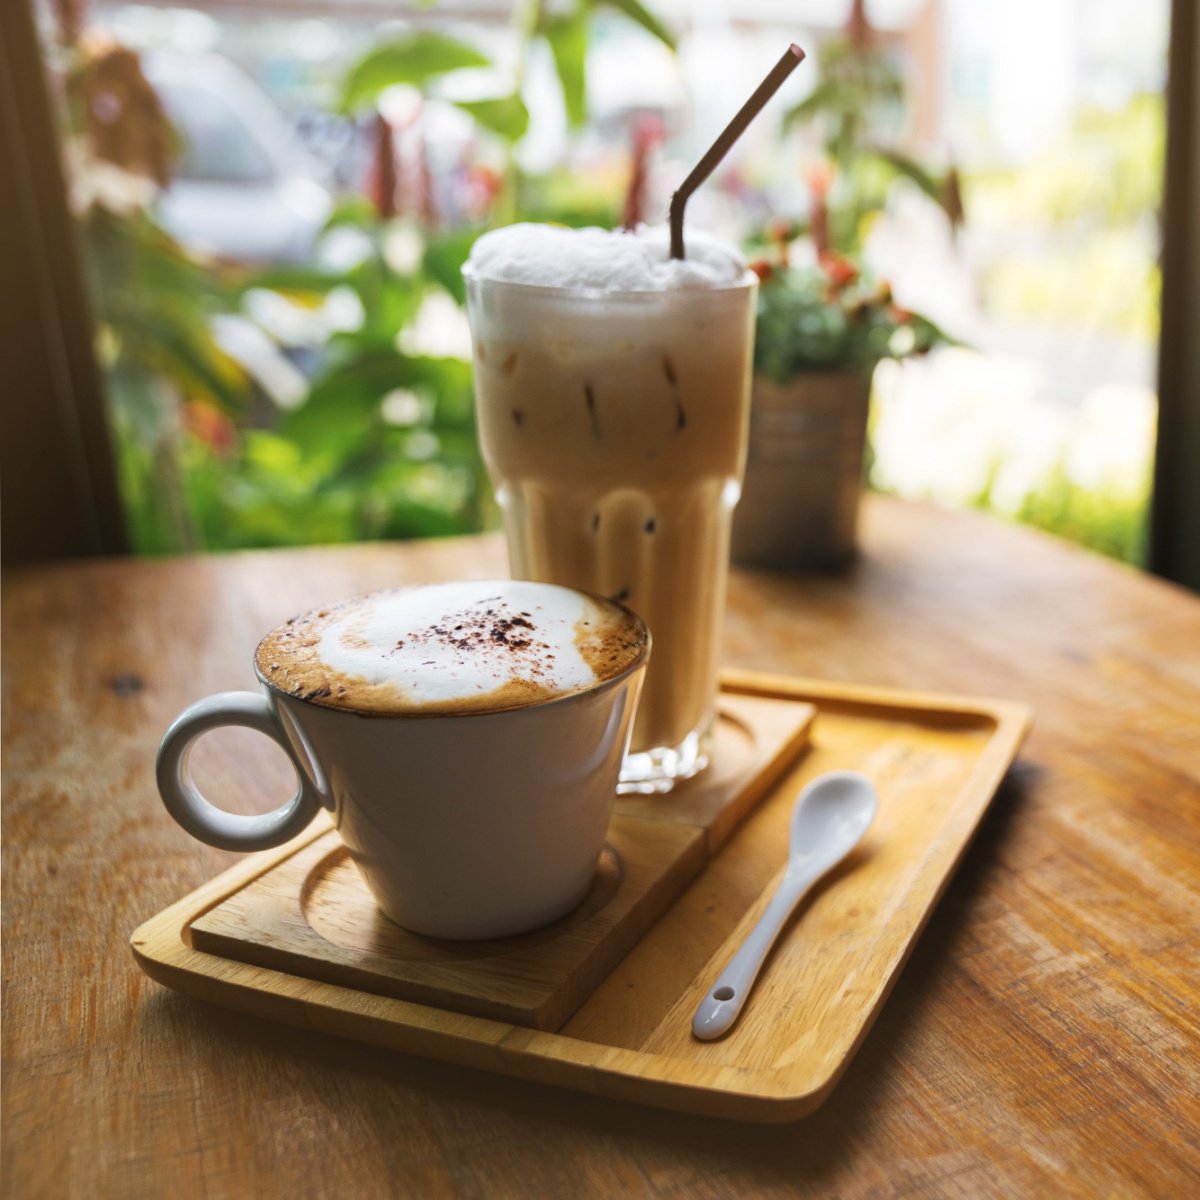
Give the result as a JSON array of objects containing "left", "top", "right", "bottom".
[
  {"left": 46, "top": 0, "right": 1164, "bottom": 565},
  {"left": 968, "top": 94, "right": 1163, "bottom": 342},
  {"left": 54, "top": 3, "right": 677, "bottom": 553}
]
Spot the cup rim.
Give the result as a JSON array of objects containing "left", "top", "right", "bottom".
[
  {"left": 460, "top": 259, "right": 759, "bottom": 301},
  {"left": 253, "top": 585, "right": 652, "bottom": 721}
]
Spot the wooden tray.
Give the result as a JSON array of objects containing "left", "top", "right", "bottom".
[
  {"left": 185, "top": 690, "right": 815, "bottom": 1033},
  {"left": 132, "top": 672, "right": 1030, "bottom": 1122}
]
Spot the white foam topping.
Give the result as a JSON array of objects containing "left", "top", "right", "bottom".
[
  {"left": 466, "top": 223, "right": 749, "bottom": 293},
  {"left": 315, "top": 581, "right": 614, "bottom": 707}
]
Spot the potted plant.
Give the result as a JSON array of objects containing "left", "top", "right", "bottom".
[
  {"left": 732, "top": 3, "right": 961, "bottom": 568},
  {"left": 732, "top": 242, "right": 950, "bottom": 567}
]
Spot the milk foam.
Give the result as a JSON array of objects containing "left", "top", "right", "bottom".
[
  {"left": 466, "top": 224, "right": 748, "bottom": 293},
  {"left": 319, "top": 583, "right": 600, "bottom": 703},
  {"left": 256, "top": 581, "right": 647, "bottom": 715}
]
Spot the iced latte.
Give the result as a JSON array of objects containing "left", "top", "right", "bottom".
[{"left": 464, "top": 224, "right": 756, "bottom": 790}]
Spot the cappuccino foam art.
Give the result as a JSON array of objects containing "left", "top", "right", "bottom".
[{"left": 256, "top": 580, "right": 648, "bottom": 715}]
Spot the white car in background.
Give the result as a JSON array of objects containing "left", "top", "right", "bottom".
[{"left": 144, "top": 51, "right": 332, "bottom": 264}]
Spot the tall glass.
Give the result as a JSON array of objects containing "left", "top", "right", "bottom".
[{"left": 464, "top": 262, "right": 757, "bottom": 792}]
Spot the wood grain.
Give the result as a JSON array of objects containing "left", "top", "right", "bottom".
[
  {"left": 185, "top": 692, "right": 813, "bottom": 1032},
  {"left": 4, "top": 497, "right": 1200, "bottom": 1198},
  {"left": 136, "top": 676, "right": 1026, "bottom": 1119}
]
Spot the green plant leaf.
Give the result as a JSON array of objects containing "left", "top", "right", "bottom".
[
  {"left": 405, "top": 354, "right": 474, "bottom": 404},
  {"left": 542, "top": 10, "right": 589, "bottom": 127},
  {"left": 322, "top": 195, "right": 380, "bottom": 232},
  {"left": 119, "top": 312, "right": 247, "bottom": 411},
  {"left": 863, "top": 146, "right": 944, "bottom": 207},
  {"left": 234, "top": 263, "right": 347, "bottom": 300},
  {"left": 782, "top": 78, "right": 853, "bottom": 131},
  {"left": 379, "top": 496, "right": 473, "bottom": 539},
  {"left": 423, "top": 229, "right": 480, "bottom": 304},
  {"left": 340, "top": 33, "right": 490, "bottom": 112},
  {"left": 453, "top": 93, "right": 530, "bottom": 142},
  {"left": 282, "top": 348, "right": 405, "bottom": 458},
  {"left": 596, "top": 0, "right": 676, "bottom": 51},
  {"left": 283, "top": 348, "right": 473, "bottom": 459},
  {"left": 751, "top": 264, "right": 958, "bottom": 380},
  {"left": 366, "top": 272, "right": 426, "bottom": 338}
]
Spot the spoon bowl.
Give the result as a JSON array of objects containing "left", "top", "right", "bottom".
[
  {"left": 692, "top": 770, "right": 878, "bottom": 1041},
  {"left": 788, "top": 770, "right": 877, "bottom": 872}
]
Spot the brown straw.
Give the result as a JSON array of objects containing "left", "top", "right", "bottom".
[{"left": 668, "top": 44, "right": 806, "bottom": 260}]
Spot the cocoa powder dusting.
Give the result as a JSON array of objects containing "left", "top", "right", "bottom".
[{"left": 406, "top": 608, "right": 539, "bottom": 658}]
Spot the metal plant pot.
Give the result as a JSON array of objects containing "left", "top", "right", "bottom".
[{"left": 732, "top": 371, "right": 872, "bottom": 569}]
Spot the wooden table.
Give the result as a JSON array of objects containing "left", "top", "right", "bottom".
[{"left": 4, "top": 496, "right": 1198, "bottom": 1199}]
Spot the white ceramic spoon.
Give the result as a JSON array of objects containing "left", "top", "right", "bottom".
[{"left": 692, "top": 770, "right": 878, "bottom": 1041}]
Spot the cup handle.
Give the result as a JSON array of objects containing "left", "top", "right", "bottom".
[{"left": 156, "top": 692, "right": 324, "bottom": 852}]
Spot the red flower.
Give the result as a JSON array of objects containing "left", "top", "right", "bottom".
[
  {"left": 749, "top": 258, "right": 775, "bottom": 283},
  {"left": 804, "top": 161, "right": 835, "bottom": 198},
  {"left": 184, "top": 402, "right": 236, "bottom": 457},
  {"left": 818, "top": 250, "right": 858, "bottom": 289}
]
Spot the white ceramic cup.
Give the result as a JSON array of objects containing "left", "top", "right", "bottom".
[{"left": 155, "top": 592, "right": 648, "bottom": 940}]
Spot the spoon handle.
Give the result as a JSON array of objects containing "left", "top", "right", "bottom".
[{"left": 692, "top": 868, "right": 813, "bottom": 1041}]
